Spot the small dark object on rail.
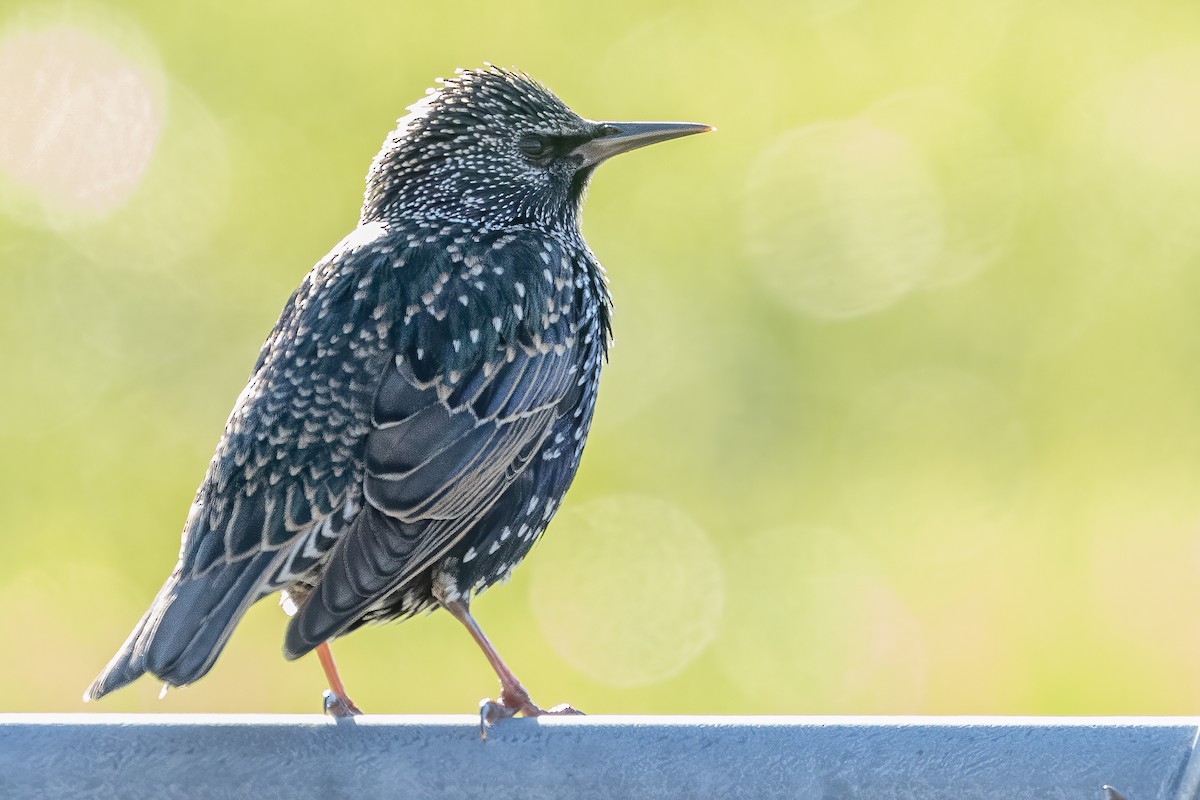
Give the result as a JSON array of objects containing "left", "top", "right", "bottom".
[{"left": 84, "top": 66, "right": 710, "bottom": 724}]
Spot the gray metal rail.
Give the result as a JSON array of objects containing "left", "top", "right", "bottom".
[{"left": 1, "top": 714, "right": 1197, "bottom": 799}]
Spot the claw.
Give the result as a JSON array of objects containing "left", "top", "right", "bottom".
[
  {"left": 479, "top": 697, "right": 518, "bottom": 739},
  {"left": 323, "top": 689, "right": 363, "bottom": 719},
  {"left": 477, "top": 694, "right": 585, "bottom": 740}
]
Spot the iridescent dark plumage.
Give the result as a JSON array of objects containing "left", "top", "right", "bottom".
[{"left": 85, "top": 66, "right": 708, "bottom": 713}]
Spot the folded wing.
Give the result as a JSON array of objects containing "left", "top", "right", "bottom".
[{"left": 284, "top": 342, "right": 579, "bottom": 658}]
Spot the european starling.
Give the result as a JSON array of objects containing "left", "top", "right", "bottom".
[{"left": 84, "top": 66, "right": 710, "bottom": 721}]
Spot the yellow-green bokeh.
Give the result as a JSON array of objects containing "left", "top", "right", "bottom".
[{"left": 4, "top": 0, "right": 1200, "bottom": 715}]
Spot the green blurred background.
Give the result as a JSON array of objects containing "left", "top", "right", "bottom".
[{"left": 3, "top": 0, "right": 1200, "bottom": 716}]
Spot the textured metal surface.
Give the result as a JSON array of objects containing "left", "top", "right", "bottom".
[{"left": 1, "top": 715, "right": 1197, "bottom": 800}]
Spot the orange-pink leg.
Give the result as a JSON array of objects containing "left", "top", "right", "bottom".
[
  {"left": 316, "top": 641, "right": 362, "bottom": 717},
  {"left": 442, "top": 598, "right": 582, "bottom": 735}
]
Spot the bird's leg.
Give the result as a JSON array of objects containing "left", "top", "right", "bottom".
[
  {"left": 443, "top": 598, "right": 538, "bottom": 716},
  {"left": 316, "top": 641, "right": 362, "bottom": 718},
  {"left": 442, "top": 598, "right": 583, "bottom": 733}
]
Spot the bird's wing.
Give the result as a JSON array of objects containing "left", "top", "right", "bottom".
[{"left": 284, "top": 339, "right": 581, "bottom": 657}]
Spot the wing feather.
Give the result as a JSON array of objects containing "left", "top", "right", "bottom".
[{"left": 285, "top": 345, "right": 574, "bottom": 657}]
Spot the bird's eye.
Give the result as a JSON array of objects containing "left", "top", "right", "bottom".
[{"left": 519, "top": 133, "right": 555, "bottom": 161}]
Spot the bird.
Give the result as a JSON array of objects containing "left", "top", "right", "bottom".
[{"left": 84, "top": 65, "right": 710, "bottom": 723}]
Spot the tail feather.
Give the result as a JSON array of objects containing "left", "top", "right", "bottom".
[{"left": 84, "top": 552, "right": 278, "bottom": 701}]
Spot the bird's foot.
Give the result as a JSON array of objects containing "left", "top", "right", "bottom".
[
  {"left": 478, "top": 683, "right": 584, "bottom": 739},
  {"left": 323, "top": 688, "right": 363, "bottom": 719}
]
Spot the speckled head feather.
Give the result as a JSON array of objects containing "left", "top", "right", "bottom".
[{"left": 363, "top": 66, "right": 602, "bottom": 230}]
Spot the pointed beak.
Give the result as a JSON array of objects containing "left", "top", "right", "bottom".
[{"left": 572, "top": 121, "right": 714, "bottom": 168}]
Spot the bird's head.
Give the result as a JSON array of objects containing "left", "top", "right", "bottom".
[{"left": 361, "top": 66, "right": 710, "bottom": 231}]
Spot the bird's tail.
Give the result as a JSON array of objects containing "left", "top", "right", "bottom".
[{"left": 84, "top": 552, "right": 277, "bottom": 702}]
